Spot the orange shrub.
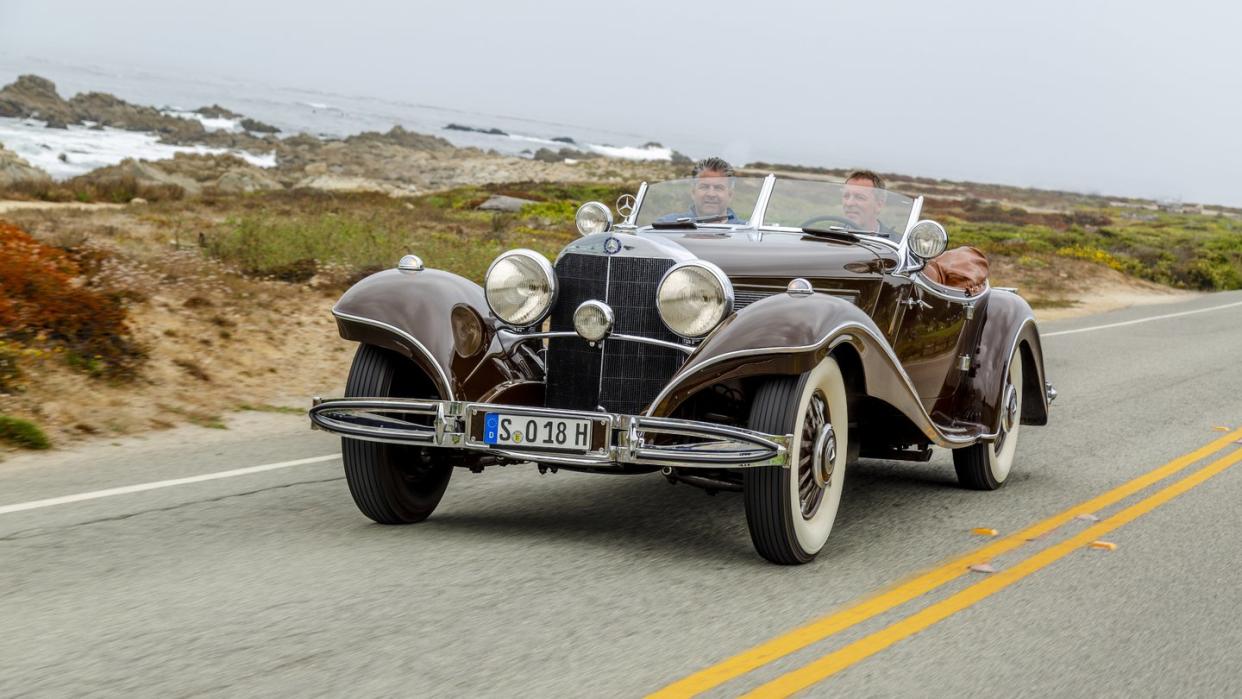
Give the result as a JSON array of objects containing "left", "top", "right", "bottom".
[{"left": 0, "top": 222, "right": 144, "bottom": 378}]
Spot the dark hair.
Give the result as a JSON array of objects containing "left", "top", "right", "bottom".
[
  {"left": 845, "top": 170, "right": 885, "bottom": 190},
  {"left": 692, "top": 157, "right": 734, "bottom": 178}
]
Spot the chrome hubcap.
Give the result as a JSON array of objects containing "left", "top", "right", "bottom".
[
  {"left": 798, "top": 392, "right": 830, "bottom": 519},
  {"left": 1003, "top": 384, "right": 1019, "bottom": 433},
  {"left": 812, "top": 424, "right": 837, "bottom": 489}
]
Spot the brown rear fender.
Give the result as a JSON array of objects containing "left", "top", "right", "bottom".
[
  {"left": 647, "top": 293, "right": 979, "bottom": 447},
  {"left": 956, "top": 290, "right": 1050, "bottom": 431},
  {"left": 332, "top": 268, "right": 537, "bottom": 401}
]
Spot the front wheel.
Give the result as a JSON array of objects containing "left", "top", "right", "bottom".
[
  {"left": 342, "top": 344, "right": 453, "bottom": 524},
  {"left": 953, "top": 345, "right": 1024, "bottom": 490},
  {"left": 744, "top": 357, "right": 849, "bottom": 565}
]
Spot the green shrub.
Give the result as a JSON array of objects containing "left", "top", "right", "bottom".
[{"left": 0, "top": 414, "right": 51, "bottom": 449}]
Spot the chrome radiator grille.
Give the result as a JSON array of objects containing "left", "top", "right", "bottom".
[{"left": 545, "top": 253, "right": 685, "bottom": 415}]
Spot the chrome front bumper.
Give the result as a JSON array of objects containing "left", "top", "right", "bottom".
[{"left": 308, "top": 398, "right": 791, "bottom": 468}]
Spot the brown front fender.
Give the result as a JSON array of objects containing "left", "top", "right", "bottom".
[
  {"left": 647, "top": 293, "right": 983, "bottom": 447},
  {"left": 332, "top": 268, "right": 538, "bottom": 400}
]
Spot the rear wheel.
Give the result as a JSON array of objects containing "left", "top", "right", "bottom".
[
  {"left": 953, "top": 345, "right": 1024, "bottom": 490},
  {"left": 744, "top": 357, "right": 849, "bottom": 565},
  {"left": 342, "top": 344, "right": 452, "bottom": 524}
]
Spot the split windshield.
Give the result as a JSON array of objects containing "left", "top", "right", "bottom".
[
  {"left": 634, "top": 176, "right": 916, "bottom": 241},
  {"left": 635, "top": 176, "right": 765, "bottom": 227}
]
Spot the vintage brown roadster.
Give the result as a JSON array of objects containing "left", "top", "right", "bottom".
[{"left": 309, "top": 173, "right": 1055, "bottom": 564}]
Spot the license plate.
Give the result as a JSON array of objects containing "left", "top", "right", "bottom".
[{"left": 482, "top": 413, "right": 593, "bottom": 451}]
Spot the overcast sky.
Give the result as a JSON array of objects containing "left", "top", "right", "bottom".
[{"left": 2, "top": 0, "right": 1240, "bottom": 206}]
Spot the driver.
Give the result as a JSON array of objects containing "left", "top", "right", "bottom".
[
  {"left": 842, "top": 170, "right": 898, "bottom": 238},
  {"left": 658, "top": 157, "right": 746, "bottom": 224}
]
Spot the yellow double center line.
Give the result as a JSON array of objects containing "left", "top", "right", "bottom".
[{"left": 650, "top": 427, "right": 1242, "bottom": 698}]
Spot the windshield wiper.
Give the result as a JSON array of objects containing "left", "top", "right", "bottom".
[
  {"left": 651, "top": 214, "right": 734, "bottom": 230},
  {"left": 801, "top": 225, "right": 864, "bottom": 242}
]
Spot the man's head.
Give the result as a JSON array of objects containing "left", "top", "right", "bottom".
[
  {"left": 690, "top": 157, "right": 734, "bottom": 219},
  {"left": 842, "top": 170, "right": 887, "bottom": 232}
]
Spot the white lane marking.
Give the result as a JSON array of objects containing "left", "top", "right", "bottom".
[
  {"left": 1043, "top": 299, "right": 1242, "bottom": 338},
  {"left": 0, "top": 454, "right": 340, "bottom": 516}
]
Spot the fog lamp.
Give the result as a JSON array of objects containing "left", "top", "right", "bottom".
[{"left": 573, "top": 300, "right": 613, "bottom": 343}]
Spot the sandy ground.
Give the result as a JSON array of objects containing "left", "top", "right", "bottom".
[
  {"left": 1033, "top": 280, "right": 1197, "bottom": 321},
  {"left": 0, "top": 200, "right": 124, "bottom": 214}
]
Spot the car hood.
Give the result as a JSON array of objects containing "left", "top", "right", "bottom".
[{"left": 657, "top": 230, "right": 887, "bottom": 280}]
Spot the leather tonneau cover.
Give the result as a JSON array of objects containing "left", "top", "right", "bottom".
[{"left": 923, "top": 246, "right": 989, "bottom": 294}]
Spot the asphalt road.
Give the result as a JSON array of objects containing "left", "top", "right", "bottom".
[{"left": 4, "top": 291, "right": 1242, "bottom": 698}]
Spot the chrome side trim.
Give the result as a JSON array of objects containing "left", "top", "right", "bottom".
[
  {"left": 309, "top": 398, "right": 791, "bottom": 468},
  {"left": 497, "top": 329, "right": 693, "bottom": 355},
  {"left": 332, "top": 308, "right": 456, "bottom": 401},
  {"left": 912, "top": 274, "right": 991, "bottom": 302},
  {"left": 645, "top": 319, "right": 994, "bottom": 447}
]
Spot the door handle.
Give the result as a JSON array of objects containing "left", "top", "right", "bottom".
[{"left": 902, "top": 296, "right": 932, "bottom": 310}]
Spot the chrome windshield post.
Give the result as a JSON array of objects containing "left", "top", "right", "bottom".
[
  {"left": 628, "top": 181, "right": 649, "bottom": 227},
  {"left": 750, "top": 173, "right": 777, "bottom": 241},
  {"left": 895, "top": 195, "right": 925, "bottom": 276}
]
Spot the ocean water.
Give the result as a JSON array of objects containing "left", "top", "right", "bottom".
[
  {"left": 0, "top": 56, "right": 679, "bottom": 180},
  {"left": 0, "top": 117, "right": 277, "bottom": 179}
]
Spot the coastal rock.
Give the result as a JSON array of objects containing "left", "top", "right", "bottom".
[
  {"left": 155, "top": 152, "right": 255, "bottom": 182},
  {"left": 196, "top": 104, "right": 243, "bottom": 119},
  {"left": 445, "top": 123, "right": 508, "bottom": 136},
  {"left": 213, "top": 167, "right": 284, "bottom": 193},
  {"left": 146, "top": 153, "right": 283, "bottom": 194},
  {"left": 477, "top": 194, "right": 537, "bottom": 212},
  {"left": 0, "top": 75, "right": 73, "bottom": 121},
  {"left": 240, "top": 117, "right": 280, "bottom": 134},
  {"left": 0, "top": 144, "right": 53, "bottom": 188},
  {"left": 0, "top": 74, "right": 246, "bottom": 143},
  {"left": 293, "top": 174, "right": 418, "bottom": 197},
  {"left": 74, "top": 158, "right": 203, "bottom": 197},
  {"left": 344, "top": 125, "right": 452, "bottom": 151},
  {"left": 68, "top": 91, "right": 207, "bottom": 141}
]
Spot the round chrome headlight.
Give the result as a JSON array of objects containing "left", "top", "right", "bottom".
[
  {"left": 908, "top": 220, "right": 948, "bottom": 260},
  {"left": 656, "top": 261, "right": 733, "bottom": 338},
  {"left": 484, "top": 249, "right": 556, "bottom": 327},
  {"left": 575, "top": 201, "right": 613, "bottom": 237}
]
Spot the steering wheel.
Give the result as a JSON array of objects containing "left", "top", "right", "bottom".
[{"left": 799, "top": 215, "right": 859, "bottom": 229}]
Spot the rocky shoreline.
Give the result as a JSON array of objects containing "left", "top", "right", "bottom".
[{"left": 0, "top": 74, "right": 674, "bottom": 200}]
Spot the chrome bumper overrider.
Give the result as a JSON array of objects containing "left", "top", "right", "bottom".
[{"left": 308, "top": 398, "right": 791, "bottom": 468}]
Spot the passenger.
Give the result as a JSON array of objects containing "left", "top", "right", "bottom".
[
  {"left": 658, "top": 157, "right": 746, "bottom": 224},
  {"left": 842, "top": 170, "right": 898, "bottom": 238}
]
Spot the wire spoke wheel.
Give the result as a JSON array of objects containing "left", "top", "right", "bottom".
[{"left": 744, "top": 357, "right": 849, "bottom": 565}]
